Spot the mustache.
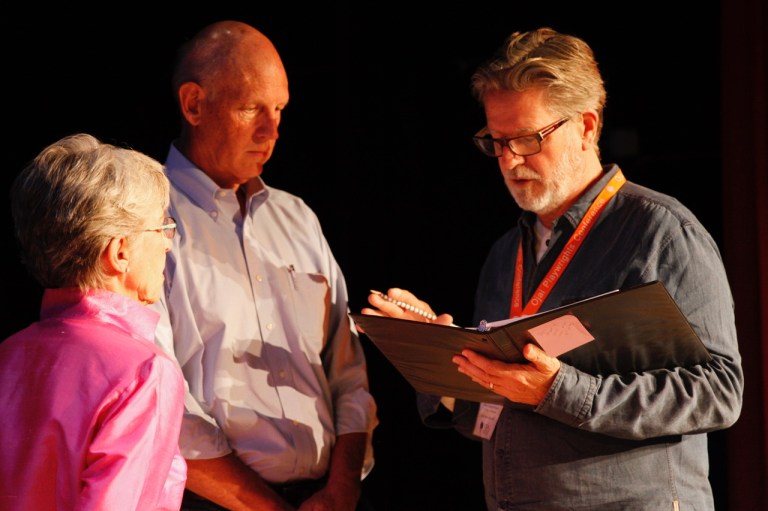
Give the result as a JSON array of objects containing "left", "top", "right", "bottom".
[{"left": 503, "top": 166, "right": 540, "bottom": 180}]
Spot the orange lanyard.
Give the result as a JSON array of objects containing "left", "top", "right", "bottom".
[{"left": 510, "top": 170, "right": 626, "bottom": 318}]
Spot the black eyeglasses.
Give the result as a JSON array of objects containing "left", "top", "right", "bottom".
[
  {"left": 143, "top": 217, "right": 177, "bottom": 239},
  {"left": 472, "top": 117, "right": 569, "bottom": 158}
]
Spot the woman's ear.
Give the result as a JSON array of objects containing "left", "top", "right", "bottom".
[{"left": 103, "top": 237, "right": 130, "bottom": 275}]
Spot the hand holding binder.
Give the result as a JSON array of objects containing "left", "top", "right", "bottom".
[{"left": 351, "top": 281, "right": 712, "bottom": 403}]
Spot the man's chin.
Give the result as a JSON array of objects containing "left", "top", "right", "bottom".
[
  {"left": 508, "top": 191, "right": 544, "bottom": 212},
  {"left": 244, "top": 160, "right": 265, "bottom": 177}
]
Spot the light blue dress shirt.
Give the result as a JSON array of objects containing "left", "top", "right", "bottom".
[{"left": 153, "top": 144, "right": 378, "bottom": 484}]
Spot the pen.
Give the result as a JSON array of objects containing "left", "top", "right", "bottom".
[{"left": 370, "top": 290, "right": 437, "bottom": 321}]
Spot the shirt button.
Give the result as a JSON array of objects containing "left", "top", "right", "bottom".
[
  {"left": 210, "top": 211, "right": 218, "bottom": 218},
  {"left": 266, "top": 323, "right": 274, "bottom": 331},
  {"left": 279, "top": 370, "right": 286, "bottom": 378},
  {"left": 256, "top": 275, "right": 263, "bottom": 282}
]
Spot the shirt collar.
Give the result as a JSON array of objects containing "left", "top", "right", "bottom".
[
  {"left": 520, "top": 163, "right": 622, "bottom": 232},
  {"left": 164, "top": 142, "right": 270, "bottom": 214},
  {"left": 40, "top": 288, "right": 160, "bottom": 344}
]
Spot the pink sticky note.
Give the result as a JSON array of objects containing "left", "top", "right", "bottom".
[{"left": 526, "top": 314, "right": 594, "bottom": 357}]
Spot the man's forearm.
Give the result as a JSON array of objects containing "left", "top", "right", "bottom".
[
  {"left": 326, "top": 432, "right": 367, "bottom": 493},
  {"left": 185, "top": 452, "right": 292, "bottom": 511}
]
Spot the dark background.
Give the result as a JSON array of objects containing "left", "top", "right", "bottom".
[{"left": 1, "top": 4, "right": 726, "bottom": 509}]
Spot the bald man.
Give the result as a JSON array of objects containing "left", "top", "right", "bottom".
[{"left": 152, "top": 21, "right": 378, "bottom": 511}]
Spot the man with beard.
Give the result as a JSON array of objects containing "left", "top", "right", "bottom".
[{"left": 363, "top": 27, "right": 742, "bottom": 510}]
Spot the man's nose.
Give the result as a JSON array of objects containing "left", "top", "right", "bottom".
[
  {"left": 256, "top": 114, "right": 280, "bottom": 140},
  {"left": 499, "top": 145, "right": 525, "bottom": 166}
]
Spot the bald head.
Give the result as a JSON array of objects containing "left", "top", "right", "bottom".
[
  {"left": 171, "top": 20, "right": 290, "bottom": 188},
  {"left": 172, "top": 20, "right": 285, "bottom": 101}
]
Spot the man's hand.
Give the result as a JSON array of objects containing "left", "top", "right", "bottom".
[
  {"left": 452, "top": 343, "right": 561, "bottom": 405},
  {"left": 297, "top": 480, "right": 359, "bottom": 511},
  {"left": 360, "top": 287, "right": 453, "bottom": 326}
]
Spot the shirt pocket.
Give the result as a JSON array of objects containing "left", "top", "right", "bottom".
[{"left": 284, "top": 266, "right": 331, "bottom": 348}]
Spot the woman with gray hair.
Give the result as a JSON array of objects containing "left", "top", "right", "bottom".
[{"left": 0, "top": 133, "right": 186, "bottom": 510}]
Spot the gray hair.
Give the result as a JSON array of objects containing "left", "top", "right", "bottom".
[
  {"left": 10, "top": 133, "right": 169, "bottom": 292},
  {"left": 471, "top": 27, "right": 607, "bottom": 149}
]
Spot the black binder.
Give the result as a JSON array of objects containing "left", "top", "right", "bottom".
[{"left": 350, "top": 281, "right": 712, "bottom": 403}]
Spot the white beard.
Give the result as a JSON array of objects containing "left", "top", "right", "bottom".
[{"left": 507, "top": 142, "right": 584, "bottom": 218}]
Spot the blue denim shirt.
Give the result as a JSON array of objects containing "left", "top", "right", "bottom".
[{"left": 418, "top": 165, "right": 743, "bottom": 510}]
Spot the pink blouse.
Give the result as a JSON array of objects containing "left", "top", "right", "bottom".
[{"left": 0, "top": 288, "right": 186, "bottom": 510}]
